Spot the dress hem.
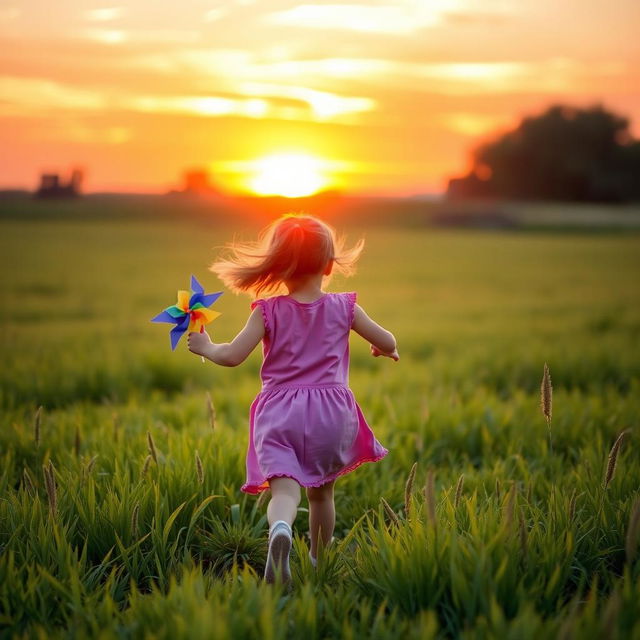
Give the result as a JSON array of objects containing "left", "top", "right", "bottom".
[{"left": 240, "top": 448, "right": 389, "bottom": 495}]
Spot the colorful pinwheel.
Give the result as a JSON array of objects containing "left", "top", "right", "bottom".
[{"left": 151, "top": 275, "right": 223, "bottom": 350}]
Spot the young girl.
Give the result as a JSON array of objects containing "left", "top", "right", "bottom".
[{"left": 187, "top": 214, "right": 398, "bottom": 584}]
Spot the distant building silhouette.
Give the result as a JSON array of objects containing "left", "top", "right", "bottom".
[
  {"left": 184, "top": 170, "right": 214, "bottom": 194},
  {"left": 166, "top": 168, "right": 222, "bottom": 198},
  {"left": 35, "top": 168, "right": 84, "bottom": 198}
]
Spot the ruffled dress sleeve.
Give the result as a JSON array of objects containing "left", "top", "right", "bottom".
[
  {"left": 250, "top": 298, "right": 270, "bottom": 335},
  {"left": 345, "top": 292, "right": 357, "bottom": 328}
]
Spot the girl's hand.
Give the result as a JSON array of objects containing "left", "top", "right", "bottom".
[
  {"left": 370, "top": 344, "right": 400, "bottom": 361},
  {"left": 187, "top": 330, "right": 212, "bottom": 358}
]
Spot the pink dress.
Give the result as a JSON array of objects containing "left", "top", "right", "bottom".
[{"left": 241, "top": 292, "right": 388, "bottom": 494}]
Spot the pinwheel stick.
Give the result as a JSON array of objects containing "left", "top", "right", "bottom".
[{"left": 199, "top": 325, "right": 205, "bottom": 364}]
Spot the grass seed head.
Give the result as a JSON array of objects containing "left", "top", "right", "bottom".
[
  {"left": 83, "top": 455, "right": 98, "bottom": 481},
  {"left": 43, "top": 460, "right": 57, "bottom": 516},
  {"left": 34, "top": 405, "right": 43, "bottom": 448},
  {"left": 22, "top": 467, "right": 35, "bottom": 495},
  {"left": 454, "top": 474, "right": 464, "bottom": 508},
  {"left": 603, "top": 429, "right": 630, "bottom": 489},
  {"left": 195, "top": 450, "right": 204, "bottom": 485},
  {"left": 141, "top": 454, "right": 152, "bottom": 476},
  {"left": 380, "top": 497, "right": 400, "bottom": 527},
  {"left": 86, "top": 454, "right": 98, "bottom": 475},
  {"left": 404, "top": 461, "right": 417, "bottom": 519},
  {"left": 206, "top": 392, "right": 216, "bottom": 431},
  {"left": 540, "top": 363, "right": 552, "bottom": 423},
  {"left": 147, "top": 431, "right": 158, "bottom": 463}
]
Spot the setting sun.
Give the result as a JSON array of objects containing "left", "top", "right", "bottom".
[{"left": 249, "top": 153, "right": 328, "bottom": 198}]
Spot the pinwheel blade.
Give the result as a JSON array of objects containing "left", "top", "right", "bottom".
[
  {"left": 200, "top": 291, "right": 224, "bottom": 307},
  {"left": 151, "top": 310, "right": 177, "bottom": 324},
  {"left": 169, "top": 314, "right": 191, "bottom": 350},
  {"left": 190, "top": 274, "right": 204, "bottom": 294}
]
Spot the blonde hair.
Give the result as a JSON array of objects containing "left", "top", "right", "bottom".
[{"left": 209, "top": 213, "right": 364, "bottom": 297}]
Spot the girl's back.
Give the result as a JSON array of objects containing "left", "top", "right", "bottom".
[{"left": 252, "top": 292, "right": 356, "bottom": 390}]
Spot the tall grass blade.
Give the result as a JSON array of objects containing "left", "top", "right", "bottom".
[
  {"left": 34, "top": 405, "right": 43, "bottom": 448},
  {"left": 404, "top": 462, "right": 417, "bottom": 519},
  {"left": 625, "top": 497, "right": 640, "bottom": 564},
  {"left": 541, "top": 363, "right": 553, "bottom": 453},
  {"left": 423, "top": 469, "right": 436, "bottom": 526}
]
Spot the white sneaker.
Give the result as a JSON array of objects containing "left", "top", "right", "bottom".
[{"left": 264, "top": 521, "right": 292, "bottom": 584}]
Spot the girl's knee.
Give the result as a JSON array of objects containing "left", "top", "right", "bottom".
[
  {"left": 306, "top": 481, "right": 335, "bottom": 502},
  {"left": 269, "top": 476, "right": 301, "bottom": 502}
]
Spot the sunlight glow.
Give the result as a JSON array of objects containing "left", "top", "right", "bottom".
[
  {"left": 266, "top": 1, "right": 462, "bottom": 34},
  {"left": 249, "top": 153, "right": 328, "bottom": 197},
  {"left": 84, "top": 7, "right": 125, "bottom": 22}
]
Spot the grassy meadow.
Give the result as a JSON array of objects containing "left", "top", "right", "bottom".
[{"left": 1, "top": 196, "right": 639, "bottom": 638}]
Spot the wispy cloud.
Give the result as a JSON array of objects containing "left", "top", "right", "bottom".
[
  {"left": 0, "top": 6, "right": 20, "bottom": 22},
  {"left": 437, "top": 112, "right": 512, "bottom": 136},
  {"left": 0, "top": 76, "right": 106, "bottom": 115},
  {"left": 127, "top": 88, "right": 374, "bottom": 122},
  {"left": 203, "top": 8, "right": 228, "bottom": 23},
  {"left": 126, "top": 48, "right": 629, "bottom": 98},
  {"left": 265, "top": 1, "right": 463, "bottom": 35},
  {"left": 84, "top": 7, "right": 125, "bottom": 22},
  {"left": 80, "top": 28, "right": 127, "bottom": 44},
  {"left": 78, "top": 28, "right": 200, "bottom": 44},
  {"left": 127, "top": 94, "right": 269, "bottom": 119}
]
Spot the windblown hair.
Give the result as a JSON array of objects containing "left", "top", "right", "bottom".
[{"left": 209, "top": 214, "right": 364, "bottom": 297}]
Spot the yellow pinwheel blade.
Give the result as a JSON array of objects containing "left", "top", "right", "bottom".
[
  {"left": 177, "top": 290, "right": 191, "bottom": 312},
  {"left": 188, "top": 309, "right": 222, "bottom": 333}
]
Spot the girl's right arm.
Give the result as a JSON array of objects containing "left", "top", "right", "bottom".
[
  {"left": 187, "top": 307, "right": 264, "bottom": 367},
  {"left": 352, "top": 304, "right": 399, "bottom": 361}
]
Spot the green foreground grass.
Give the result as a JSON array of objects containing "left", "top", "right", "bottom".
[{"left": 1, "top": 202, "right": 640, "bottom": 638}]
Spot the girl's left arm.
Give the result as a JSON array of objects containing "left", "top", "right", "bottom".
[{"left": 187, "top": 307, "right": 264, "bottom": 367}]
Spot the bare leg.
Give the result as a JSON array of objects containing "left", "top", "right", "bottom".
[
  {"left": 267, "top": 477, "right": 301, "bottom": 528},
  {"left": 306, "top": 480, "right": 335, "bottom": 559},
  {"left": 264, "top": 477, "right": 300, "bottom": 584}
]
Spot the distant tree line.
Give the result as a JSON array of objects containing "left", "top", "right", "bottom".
[{"left": 448, "top": 104, "right": 640, "bottom": 202}]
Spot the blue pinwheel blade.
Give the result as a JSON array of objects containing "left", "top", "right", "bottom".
[
  {"left": 151, "top": 310, "right": 178, "bottom": 324},
  {"left": 169, "top": 325, "right": 187, "bottom": 350},
  {"left": 169, "top": 315, "right": 191, "bottom": 350},
  {"left": 190, "top": 274, "right": 204, "bottom": 295},
  {"left": 190, "top": 291, "right": 223, "bottom": 308},
  {"left": 201, "top": 291, "right": 223, "bottom": 307}
]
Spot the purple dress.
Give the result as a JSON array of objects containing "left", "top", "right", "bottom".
[{"left": 241, "top": 292, "right": 388, "bottom": 494}]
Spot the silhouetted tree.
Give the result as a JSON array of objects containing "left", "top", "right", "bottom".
[{"left": 448, "top": 104, "right": 640, "bottom": 202}]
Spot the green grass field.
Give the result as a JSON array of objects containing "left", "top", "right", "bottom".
[{"left": 1, "top": 197, "right": 639, "bottom": 638}]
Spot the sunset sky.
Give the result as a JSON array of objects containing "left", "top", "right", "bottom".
[{"left": 1, "top": 0, "right": 639, "bottom": 196}]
